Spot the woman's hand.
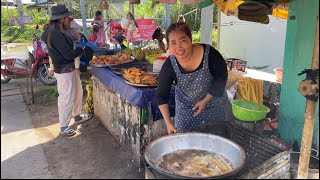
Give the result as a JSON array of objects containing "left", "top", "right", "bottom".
[
  {"left": 158, "top": 104, "right": 176, "bottom": 134},
  {"left": 166, "top": 123, "right": 177, "bottom": 135},
  {"left": 192, "top": 100, "right": 209, "bottom": 117},
  {"left": 193, "top": 94, "right": 213, "bottom": 117},
  {"left": 48, "top": 70, "right": 54, "bottom": 77}
]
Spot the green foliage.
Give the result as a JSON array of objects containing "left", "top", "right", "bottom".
[
  {"left": 170, "top": 1, "right": 201, "bottom": 31},
  {"left": 134, "top": 0, "right": 165, "bottom": 19},
  {"left": 1, "top": 26, "right": 22, "bottom": 42},
  {"left": 1, "top": 7, "right": 49, "bottom": 26},
  {"left": 192, "top": 31, "right": 201, "bottom": 43},
  {"left": 212, "top": 30, "right": 217, "bottom": 47},
  {"left": 192, "top": 30, "right": 217, "bottom": 47},
  {"left": 1, "top": 1, "right": 219, "bottom": 43},
  {"left": 1, "top": 7, "right": 19, "bottom": 26},
  {"left": 25, "top": 8, "right": 49, "bottom": 25},
  {"left": 34, "top": 88, "right": 59, "bottom": 105},
  {"left": 1, "top": 25, "right": 40, "bottom": 43},
  {"left": 84, "top": 81, "right": 94, "bottom": 114},
  {"left": 1, "top": 7, "right": 47, "bottom": 42},
  {"left": 70, "top": 0, "right": 105, "bottom": 19}
]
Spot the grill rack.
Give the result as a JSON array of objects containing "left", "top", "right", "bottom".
[{"left": 199, "top": 121, "right": 290, "bottom": 178}]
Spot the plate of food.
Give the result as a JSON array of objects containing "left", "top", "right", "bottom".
[
  {"left": 91, "top": 53, "right": 134, "bottom": 67},
  {"left": 90, "top": 59, "right": 109, "bottom": 67},
  {"left": 111, "top": 68, "right": 123, "bottom": 75},
  {"left": 122, "top": 67, "right": 157, "bottom": 87},
  {"left": 124, "top": 80, "right": 157, "bottom": 87}
]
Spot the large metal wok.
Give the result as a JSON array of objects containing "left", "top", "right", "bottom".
[{"left": 145, "top": 133, "right": 246, "bottom": 179}]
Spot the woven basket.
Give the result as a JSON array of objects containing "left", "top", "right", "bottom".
[
  {"left": 99, "top": 0, "right": 109, "bottom": 10},
  {"left": 129, "top": 0, "right": 141, "bottom": 4}
]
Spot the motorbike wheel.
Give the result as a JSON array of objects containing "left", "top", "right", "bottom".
[
  {"left": 1, "top": 64, "right": 11, "bottom": 83},
  {"left": 37, "top": 65, "right": 57, "bottom": 85}
]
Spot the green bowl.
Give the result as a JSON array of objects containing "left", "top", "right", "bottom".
[
  {"left": 146, "top": 53, "right": 162, "bottom": 64},
  {"left": 230, "top": 99, "right": 270, "bottom": 121}
]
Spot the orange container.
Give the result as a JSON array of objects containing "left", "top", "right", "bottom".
[{"left": 274, "top": 68, "right": 283, "bottom": 83}]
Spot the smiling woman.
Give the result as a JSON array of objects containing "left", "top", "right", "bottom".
[{"left": 156, "top": 22, "right": 228, "bottom": 135}]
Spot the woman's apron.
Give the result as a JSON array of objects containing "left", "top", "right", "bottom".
[{"left": 170, "top": 45, "right": 228, "bottom": 132}]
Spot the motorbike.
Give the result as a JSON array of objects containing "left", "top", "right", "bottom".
[{"left": 1, "top": 25, "right": 56, "bottom": 85}]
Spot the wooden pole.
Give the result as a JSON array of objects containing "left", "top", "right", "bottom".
[
  {"left": 30, "top": 77, "right": 34, "bottom": 103},
  {"left": 297, "top": 16, "right": 319, "bottom": 179},
  {"left": 47, "top": 0, "right": 49, "bottom": 14},
  {"left": 80, "top": 0, "right": 88, "bottom": 36},
  {"left": 129, "top": 3, "right": 134, "bottom": 16},
  {"left": 6, "top": 0, "right": 11, "bottom": 26},
  {"left": 103, "top": 10, "right": 108, "bottom": 44},
  {"left": 26, "top": 62, "right": 29, "bottom": 95},
  {"left": 29, "top": 59, "right": 34, "bottom": 104},
  {"left": 67, "top": 0, "right": 73, "bottom": 13},
  {"left": 216, "top": 0, "right": 222, "bottom": 50},
  {"left": 16, "top": 0, "right": 24, "bottom": 29},
  {"left": 165, "top": 3, "right": 171, "bottom": 28}
]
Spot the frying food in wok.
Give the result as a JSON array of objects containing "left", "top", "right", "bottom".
[{"left": 156, "top": 149, "right": 233, "bottom": 177}]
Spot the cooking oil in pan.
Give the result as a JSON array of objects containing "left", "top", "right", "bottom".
[{"left": 156, "top": 149, "right": 233, "bottom": 177}]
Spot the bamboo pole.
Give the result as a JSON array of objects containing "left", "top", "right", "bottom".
[{"left": 297, "top": 16, "right": 319, "bottom": 179}]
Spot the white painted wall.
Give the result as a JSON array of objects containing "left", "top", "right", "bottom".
[
  {"left": 200, "top": 5, "right": 213, "bottom": 45},
  {"left": 13, "top": 0, "right": 35, "bottom": 5},
  {"left": 219, "top": 14, "right": 287, "bottom": 73}
]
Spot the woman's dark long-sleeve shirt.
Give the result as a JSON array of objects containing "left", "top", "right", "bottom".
[
  {"left": 41, "top": 24, "right": 84, "bottom": 71},
  {"left": 156, "top": 44, "right": 228, "bottom": 106}
]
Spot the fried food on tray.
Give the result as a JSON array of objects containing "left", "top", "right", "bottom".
[
  {"left": 92, "top": 53, "right": 132, "bottom": 65},
  {"left": 123, "top": 67, "right": 157, "bottom": 86}
]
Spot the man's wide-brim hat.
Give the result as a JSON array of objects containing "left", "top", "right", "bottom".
[{"left": 50, "top": 4, "right": 73, "bottom": 21}]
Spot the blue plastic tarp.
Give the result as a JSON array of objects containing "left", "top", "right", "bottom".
[{"left": 92, "top": 66, "right": 175, "bottom": 121}]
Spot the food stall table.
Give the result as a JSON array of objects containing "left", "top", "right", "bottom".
[{"left": 92, "top": 65, "right": 175, "bottom": 167}]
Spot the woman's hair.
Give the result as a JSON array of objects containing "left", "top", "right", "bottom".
[
  {"left": 165, "top": 22, "right": 192, "bottom": 45},
  {"left": 152, "top": 27, "right": 162, "bottom": 40},
  {"left": 92, "top": 25, "right": 99, "bottom": 33},
  {"left": 95, "top": 11, "right": 102, "bottom": 17},
  {"left": 46, "top": 19, "right": 65, "bottom": 48}
]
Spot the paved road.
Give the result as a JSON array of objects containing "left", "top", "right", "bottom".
[{"left": 1, "top": 82, "right": 54, "bottom": 179}]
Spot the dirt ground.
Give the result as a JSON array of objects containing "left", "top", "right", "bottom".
[{"left": 17, "top": 76, "right": 144, "bottom": 179}]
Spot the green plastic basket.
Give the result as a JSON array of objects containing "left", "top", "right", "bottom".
[
  {"left": 230, "top": 99, "right": 270, "bottom": 121},
  {"left": 146, "top": 53, "right": 162, "bottom": 64}
]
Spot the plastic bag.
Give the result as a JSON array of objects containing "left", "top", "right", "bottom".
[
  {"left": 120, "top": 18, "right": 129, "bottom": 30},
  {"left": 224, "top": 0, "right": 239, "bottom": 16},
  {"left": 128, "top": 23, "right": 138, "bottom": 33}
]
